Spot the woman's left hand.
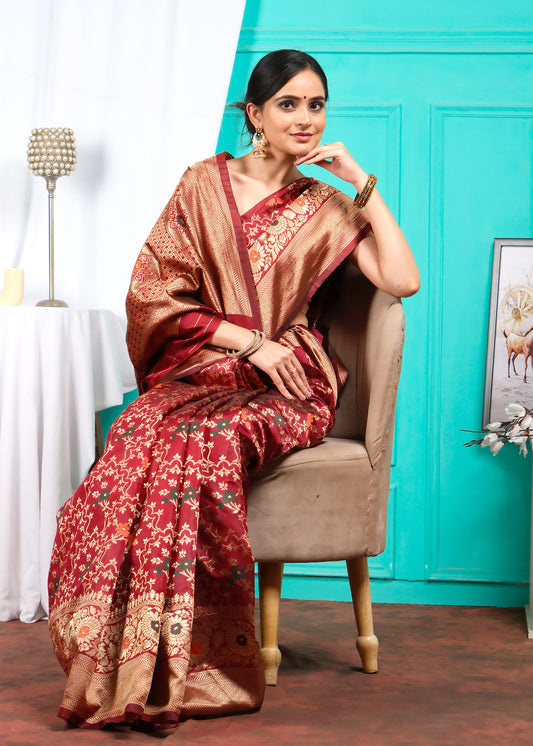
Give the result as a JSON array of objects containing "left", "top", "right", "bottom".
[
  {"left": 294, "top": 142, "right": 367, "bottom": 191},
  {"left": 296, "top": 142, "right": 421, "bottom": 298}
]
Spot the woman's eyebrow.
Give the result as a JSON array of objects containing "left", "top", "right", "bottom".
[{"left": 273, "top": 94, "right": 326, "bottom": 102}]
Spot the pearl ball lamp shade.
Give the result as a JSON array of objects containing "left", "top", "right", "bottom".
[
  {"left": 27, "top": 127, "right": 77, "bottom": 307},
  {"left": 27, "top": 127, "right": 77, "bottom": 177}
]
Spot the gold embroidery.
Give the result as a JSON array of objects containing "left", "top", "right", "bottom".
[{"left": 244, "top": 182, "right": 338, "bottom": 283}]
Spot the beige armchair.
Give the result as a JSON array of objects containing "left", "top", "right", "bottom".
[{"left": 247, "top": 262, "right": 405, "bottom": 685}]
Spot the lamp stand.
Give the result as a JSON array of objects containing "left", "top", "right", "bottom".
[{"left": 36, "top": 175, "right": 68, "bottom": 308}]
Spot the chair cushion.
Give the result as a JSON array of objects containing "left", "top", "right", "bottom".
[{"left": 248, "top": 437, "right": 375, "bottom": 562}]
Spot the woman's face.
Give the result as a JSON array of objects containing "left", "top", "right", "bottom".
[{"left": 247, "top": 69, "right": 326, "bottom": 160}]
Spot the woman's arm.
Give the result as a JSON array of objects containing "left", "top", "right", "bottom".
[
  {"left": 209, "top": 320, "right": 312, "bottom": 401},
  {"left": 295, "top": 143, "right": 420, "bottom": 298}
]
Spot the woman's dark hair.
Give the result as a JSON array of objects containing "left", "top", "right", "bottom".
[{"left": 234, "top": 49, "right": 329, "bottom": 138}]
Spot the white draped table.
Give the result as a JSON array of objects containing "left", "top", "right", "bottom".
[{"left": 0, "top": 307, "right": 136, "bottom": 622}]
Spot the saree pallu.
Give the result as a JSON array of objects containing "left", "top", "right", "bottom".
[
  {"left": 125, "top": 153, "right": 371, "bottom": 391},
  {"left": 49, "top": 153, "right": 371, "bottom": 728},
  {"left": 48, "top": 329, "right": 336, "bottom": 728}
]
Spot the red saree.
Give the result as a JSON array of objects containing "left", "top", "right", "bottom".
[{"left": 48, "top": 153, "right": 370, "bottom": 729}]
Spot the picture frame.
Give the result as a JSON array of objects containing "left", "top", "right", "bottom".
[{"left": 483, "top": 238, "right": 533, "bottom": 427}]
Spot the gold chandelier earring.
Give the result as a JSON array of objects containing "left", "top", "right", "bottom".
[{"left": 251, "top": 128, "right": 268, "bottom": 159}]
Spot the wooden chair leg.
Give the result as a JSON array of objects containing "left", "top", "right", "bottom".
[
  {"left": 257, "top": 561, "right": 284, "bottom": 685},
  {"left": 346, "top": 557, "right": 379, "bottom": 673}
]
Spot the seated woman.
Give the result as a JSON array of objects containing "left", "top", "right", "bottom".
[{"left": 48, "top": 49, "right": 420, "bottom": 730}]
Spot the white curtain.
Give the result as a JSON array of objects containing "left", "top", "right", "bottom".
[
  {"left": 0, "top": 0, "right": 245, "bottom": 315},
  {"left": 0, "top": 0, "right": 246, "bottom": 622}
]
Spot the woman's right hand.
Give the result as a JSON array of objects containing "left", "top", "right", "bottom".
[
  {"left": 248, "top": 339, "right": 312, "bottom": 401},
  {"left": 208, "top": 319, "right": 312, "bottom": 400}
]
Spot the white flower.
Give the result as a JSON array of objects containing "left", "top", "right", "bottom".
[
  {"left": 521, "top": 414, "right": 532, "bottom": 430},
  {"left": 464, "top": 402, "right": 533, "bottom": 456},
  {"left": 481, "top": 432, "right": 498, "bottom": 447},
  {"left": 505, "top": 403, "right": 526, "bottom": 418},
  {"left": 490, "top": 440, "right": 505, "bottom": 455}
]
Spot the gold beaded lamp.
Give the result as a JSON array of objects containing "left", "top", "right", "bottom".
[{"left": 27, "top": 127, "right": 77, "bottom": 307}]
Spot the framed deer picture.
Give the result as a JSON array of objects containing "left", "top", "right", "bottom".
[{"left": 483, "top": 238, "right": 533, "bottom": 427}]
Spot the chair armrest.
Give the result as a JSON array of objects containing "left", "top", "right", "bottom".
[{"left": 365, "top": 299, "right": 405, "bottom": 469}]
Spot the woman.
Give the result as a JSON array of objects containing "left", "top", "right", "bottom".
[{"left": 48, "top": 50, "right": 419, "bottom": 730}]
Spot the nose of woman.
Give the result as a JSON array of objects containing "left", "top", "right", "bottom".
[{"left": 296, "top": 106, "right": 311, "bottom": 127}]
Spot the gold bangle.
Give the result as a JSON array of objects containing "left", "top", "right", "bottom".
[
  {"left": 353, "top": 174, "right": 377, "bottom": 208},
  {"left": 245, "top": 333, "right": 266, "bottom": 357},
  {"left": 227, "top": 329, "right": 266, "bottom": 358}
]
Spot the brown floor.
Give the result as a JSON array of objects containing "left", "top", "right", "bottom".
[{"left": 1, "top": 600, "right": 533, "bottom": 745}]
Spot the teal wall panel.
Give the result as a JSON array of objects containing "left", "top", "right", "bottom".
[
  {"left": 427, "top": 106, "right": 533, "bottom": 584},
  {"left": 218, "top": 0, "right": 533, "bottom": 606},
  {"left": 240, "top": 1, "right": 532, "bottom": 30}
]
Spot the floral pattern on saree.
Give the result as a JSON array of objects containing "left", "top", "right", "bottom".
[
  {"left": 243, "top": 180, "right": 340, "bottom": 284},
  {"left": 48, "top": 348, "right": 335, "bottom": 728}
]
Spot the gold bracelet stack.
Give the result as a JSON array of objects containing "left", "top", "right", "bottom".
[
  {"left": 353, "top": 174, "right": 377, "bottom": 208},
  {"left": 227, "top": 329, "right": 266, "bottom": 358}
]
